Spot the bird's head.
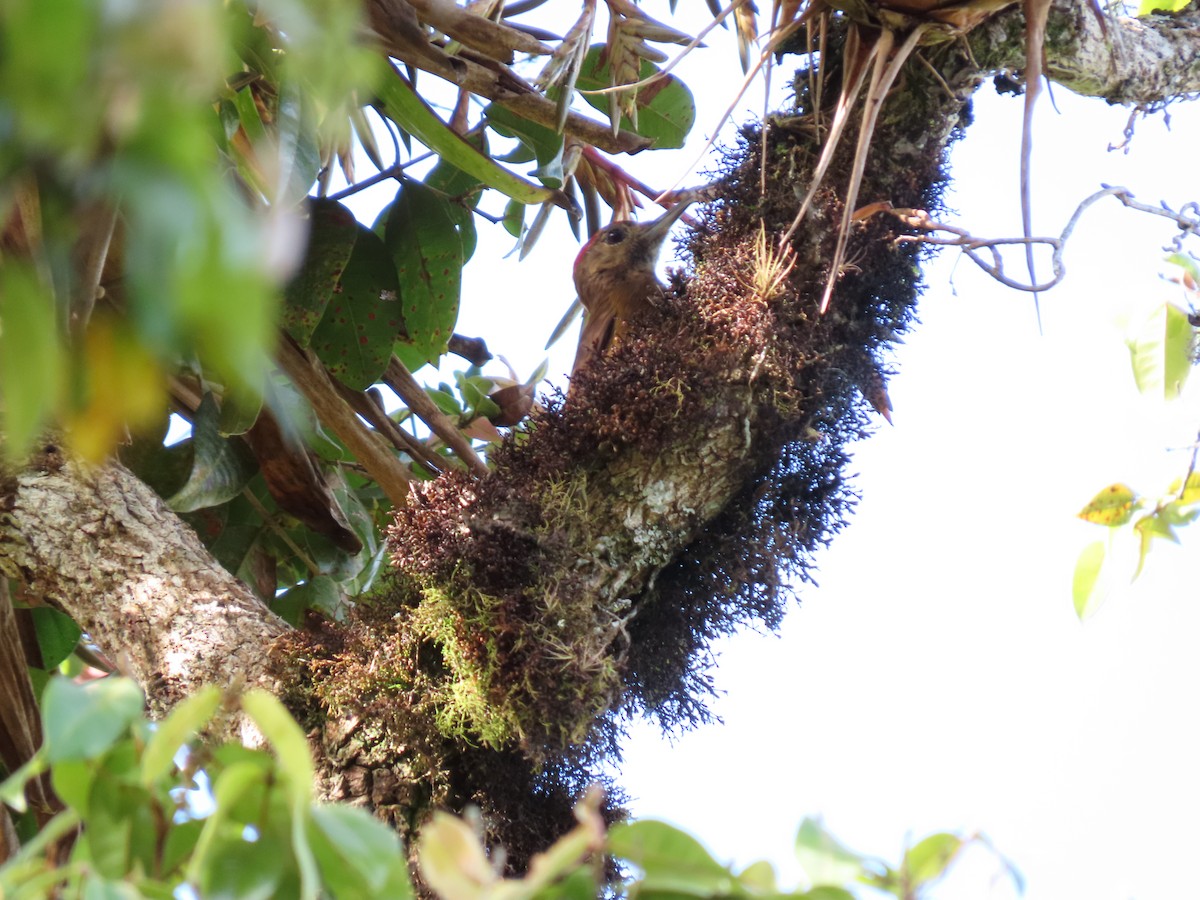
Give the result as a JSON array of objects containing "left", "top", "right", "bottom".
[{"left": 572, "top": 200, "right": 693, "bottom": 303}]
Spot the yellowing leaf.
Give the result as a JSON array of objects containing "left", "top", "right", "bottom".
[
  {"left": 1077, "top": 484, "right": 1138, "bottom": 526},
  {"left": 66, "top": 317, "right": 165, "bottom": 462}
]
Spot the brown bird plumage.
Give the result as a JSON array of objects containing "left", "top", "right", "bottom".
[{"left": 570, "top": 201, "right": 692, "bottom": 377}]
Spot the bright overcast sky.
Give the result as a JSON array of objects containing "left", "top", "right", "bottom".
[{"left": 345, "top": 6, "right": 1200, "bottom": 897}]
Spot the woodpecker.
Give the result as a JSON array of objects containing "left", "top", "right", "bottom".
[{"left": 570, "top": 200, "right": 693, "bottom": 377}]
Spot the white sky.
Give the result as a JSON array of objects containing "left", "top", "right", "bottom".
[{"left": 341, "top": 6, "right": 1200, "bottom": 897}]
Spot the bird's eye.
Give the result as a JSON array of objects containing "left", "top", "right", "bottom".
[{"left": 604, "top": 228, "right": 626, "bottom": 244}]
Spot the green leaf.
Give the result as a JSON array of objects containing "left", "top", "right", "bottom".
[
  {"left": 87, "top": 761, "right": 157, "bottom": 879},
  {"left": 283, "top": 199, "right": 360, "bottom": 346},
  {"left": 903, "top": 832, "right": 963, "bottom": 888},
  {"left": 485, "top": 104, "right": 566, "bottom": 189},
  {"left": 802, "top": 888, "right": 858, "bottom": 900},
  {"left": 188, "top": 760, "right": 269, "bottom": 885},
  {"left": 0, "top": 0, "right": 100, "bottom": 150},
  {"left": 373, "top": 62, "right": 555, "bottom": 205},
  {"left": 42, "top": 677, "right": 144, "bottom": 762},
  {"left": 162, "top": 818, "right": 205, "bottom": 879},
  {"left": 427, "top": 387, "right": 462, "bottom": 417},
  {"left": 198, "top": 832, "right": 291, "bottom": 900},
  {"left": 380, "top": 181, "right": 465, "bottom": 367},
  {"left": 1072, "top": 540, "right": 1107, "bottom": 620},
  {"left": 274, "top": 83, "right": 322, "bottom": 206},
  {"left": 181, "top": 489, "right": 267, "bottom": 577},
  {"left": 141, "top": 685, "right": 221, "bottom": 786},
  {"left": 0, "top": 263, "right": 64, "bottom": 458},
  {"left": 607, "top": 820, "right": 734, "bottom": 895},
  {"left": 1168, "top": 472, "right": 1200, "bottom": 506},
  {"left": 737, "top": 859, "right": 779, "bottom": 891},
  {"left": 309, "top": 224, "right": 404, "bottom": 389},
  {"left": 531, "top": 866, "right": 596, "bottom": 900},
  {"left": 575, "top": 46, "right": 696, "bottom": 149},
  {"left": 1159, "top": 497, "right": 1200, "bottom": 527},
  {"left": 1077, "top": 483, "right": 1138, "bottom": 526},
  {"left": 1127, "top": 302, "right": 1193, "bottom": 399},
  {"left": 118, "top": 425, "right": 195, "bottom": 499},
  {"left": 233, "top": 82, "right": 268, "bottom": 145},
  {"left": 272, "top": 575, "right": 342, "bottom": 627},
  {"left": 794, "top": 818, "right": 865, "bottom": 889},
  {"left": 241, "top": 690, "right": 314, "bottom": 802},
  {"left": 503, "top": 200, "right": 525, "bottom": 239},
  {"left": 82, "top": 879, "right": 144, "bottom": 900},
  {"left": 168, "top": 393, "right": 259, "bottom": 513},
  {"left": 0, "top": 754, "right": 49, "bottom": 812},
  {"left": 424, "top": 148, "right": 484, "bottom": 263},
  {"left": 216, "top": 373, "right": 265, "bottom": 437},
  {"left": 309, "top": 804, "right": 413, "bottom": 900},
  {"left": 50, "top": 758, "right": 94, "bottom": 813},
  {"left": 29, "top": 607, "right": 82, "bottom": 670}
]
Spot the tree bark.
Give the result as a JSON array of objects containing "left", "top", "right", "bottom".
[
  {"left": 975, "top": 2, "right": 1200, "bottom": 103},
  {"left": 0, "top": 440, "right": 287, "bottom": 743}
]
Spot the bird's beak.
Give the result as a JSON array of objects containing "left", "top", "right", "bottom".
[{"left": 638, "top": 199, "right": 694, "bottom": 248}]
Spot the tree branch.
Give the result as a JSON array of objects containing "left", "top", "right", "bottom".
[
  {"left": 275, "top": 336, "right": 414, "bottom": 509},
  {"left": 0, "top": 442, "right": 289, "bottom": 742},
  {"left": 973, "top": 0, "right": 1200, "bottom": 103}
]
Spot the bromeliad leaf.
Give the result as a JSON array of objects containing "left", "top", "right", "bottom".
[
  {"left": 596, "top": 0, "right": 693, "bottom": 135},
  {"left": 283, "top": 199, "right": 359, "bottom": 347},
  {"left": 576, "top": 45, "right": 695, "bottom": 149},
  {"left": 380, "top": 181, "right": 464, "bottom": 368},
  {"left": 309, "top": 223, "right": 404, "bottom": 389},
  {"left": 535, "top": 2, "right": 597, "bottom": 133}
]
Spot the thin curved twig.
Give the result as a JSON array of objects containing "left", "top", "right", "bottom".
[{"left": 885, "top": 186, "right": 1200, "bottom": 294}]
